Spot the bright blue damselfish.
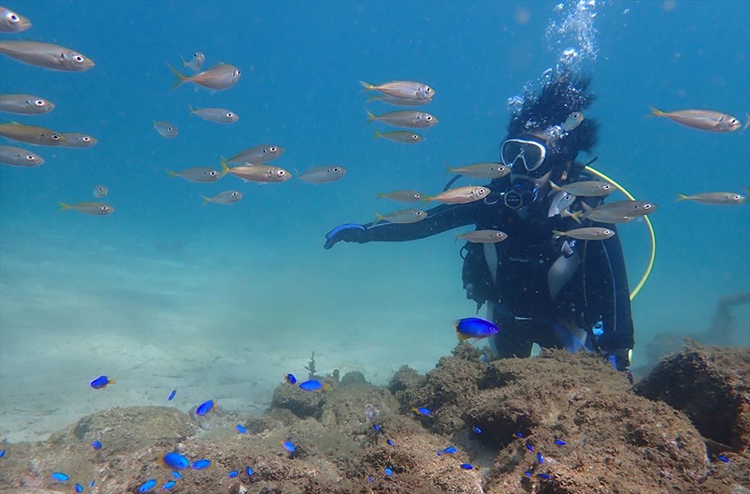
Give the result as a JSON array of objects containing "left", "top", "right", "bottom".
[
  {"left": 384, "top": 467, "right": 393, "bottom": 476},
  {"left": 192, "top": 459, "right": 211, "bottom": 470},
  {"left": 92, "top": 440, "right": 102, "bottom": 450},
  {"left": 162, "top": 452, "right": 189, "bottom": 470},
  {"left": 228, "top": 470, "right": 238, "bottom": 478},
  {"left": 89, "top": 375, "right": 114, "bottom": 389},
  {"left": 298, "top": 379, "right": 325, "bottom": 391},
  {"left": 245, "top": 466, "right": 254, "bottom": 476},
  {"left": 167, "top": 390, "right": 176, "bottom": 401},
  {"left": 75, "top": 484, "right": 83, "bottom": 493},
  {"left": 285, "top": 373, "right": 297, "bottom": 384},
  {"left": 195, "top": 399, "right": 215, "bottom": 416},
  {"left": 51, "top": 472, "right": 69, "bottom": 482},
  {"left": 163, "top": 480, "right": 176, "bottom": 490},
  {"left": 138, "top": 479, "right": 157, "bottom": 492},
  {"left": 282, "top": 440, "right": 296, "bottom": 453},
  {"left": 236, "top": 424, "right": 247, "bottom": 434},
  {"left": 454, "top": 317, "right": 499, "bottom": 340}
]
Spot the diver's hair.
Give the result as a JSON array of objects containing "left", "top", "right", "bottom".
[{"left": 506, "top": 73, "right": 599, "bottom": 160}]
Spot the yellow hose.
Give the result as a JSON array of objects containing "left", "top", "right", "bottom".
[{"left": 584, "top": 166, "right": 656, "bottom": 301}]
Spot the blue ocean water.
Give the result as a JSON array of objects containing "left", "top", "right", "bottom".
[{"left": 1, "top": 1, "right": 748, "bottom": 442}]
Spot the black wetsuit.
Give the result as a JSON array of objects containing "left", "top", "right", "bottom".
[{"left": 339, "top": 174, "right": 635, "bottom": 362}]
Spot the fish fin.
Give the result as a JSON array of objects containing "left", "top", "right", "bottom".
[
  {"left": 549, "top": 180, "right": 562, "bottom": 192},
  {"left": 373, "top": 129, "right": 383, "bottom": 140},
  {"left": 373, "top": 213, "right": 384, "bottom": 225},
  {"left": 743, "top": 114, "right": 750, "bottom": 131},
  {"left": 375, "top": 192, "right": 384, "bottom": 199},
  {"left": 552, "top": 230, "right": 565, "bottom": 238},
  {"left": 201, "top": 195, "right": 211, "bottom": 206},
  {"left": 219, "top": 156, "right": 230, "bottom": 177},
  {"left": 420, "top": 195, "right": 432, "bottom": 204},
  {"left": 58, "top": 202, "right": 71, "bottom": 211},
  {"left": 365, "top": 108, "right": 377, "bottom": 123},
  {"left": 167, "top": 170, "right": 178, "bottom": 177},
  {"left": 454, "top": 233, "right": 460, "bottom": 244},
  {"left": 108, "top": 378, "right": 116, "bottom": 385},
  {"left": 359, "top": 80, "right": 376, "bottom": 91},
  {"left": 570, "top": 211, "right": 583, "bottom": 224},
  {"left": 180, "top": 55, "right": 188, "bottom": 68},
  {"left": 445, "top": 164, "right": 456, "bottom": 175},
  {"left": 456, "top": 331, "right": 471, "bottom": 341},
  {"left": 676, "top": 194, "right": 688, "bottom": 201},
  {"left": 166, "top": 62, "right": 187, "bottom": 89},
  {"left": 188, "top": 104, "right": 195, "bottom": 116},
  {"left": 648, "top": 105, "right": 666, "bottom": 118}
]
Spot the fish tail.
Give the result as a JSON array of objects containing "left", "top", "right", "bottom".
[
  {"left": 188, "top": 104, "right": 195, "bottom": 116},
  {"left": 166, "top": 62, "right": 187, "bottom": 89},
  {"left": 201, "top": 195, "right": 211, "bottom": 206},
  {"left": 375, "top": 192, "right": 384, "bottom": 199},
  {"left": 167, "top": 170, "right": 178, "bottom": 177},
  {"left": 456, "top": 331, "right": 471, "bottom": 341},
  {"left": 677, "top": 194, "right": 688, "bottom": 201},
  {"left": 454, "top": 233, "right": 461, "bottom": 244},
  {"left": 549, "top": 180, "right": 562, "bottom": 191},
  {"left": 420, "top": 195, "right": 432, "bottom": 204},
  {"left": 365, "top": 108, "right": 377, "bottom": 123},
  {"left": 373, "top": 129, "right": 383, "bottom": 140},
  {"left": 373, "top": 213, "right": 384, "bottom": 224},
  {"left": 648, "top": 105, "right": 666, "bottom": 118},
  {"left": 219, "top": 156, "right": 230, "bottom": 177},
  {"left": 552, "top": 230, "right": 565, "bottom": 237},
  {"left": 359, "top": 80, "right": 376, "bottom": 91},
  {"left": 445, "top": 164, "right": 455, "bottom": 175},
  {"left": 743, "top": 113, "right": 750, "bottom": 131},
  {"left": 58, "top": 202, "right": 71, "bottom": 211},
  {"left": 570, "top": 210, "right": 583, "bottom": 224}
]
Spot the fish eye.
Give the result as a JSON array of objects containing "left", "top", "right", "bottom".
[
  {"left": 411, "top": 135, "right": 419, "bottom": 140},
  {"left": 730, "top": 118, "right": 738, "bottom": 124},
  {"left": 269, "top": 146, "right": 277, "bottom": 152},
  {"left": 425, "top": 86, "right": 433, "bottom": 93},
  {"left": 235, "top": 70, "right": 241, "bottom": 76},
  {"left": 82, "top": 136, "right": 91, "bottom": 142},
  {"left": 74, "top": 55, "right": 84, "bottom": 63},
  {"left": 100, "top": 206, "right": 107, "bottom": 211},
  {"left": 34, "top": 99, "right": 45, "bottom": 107},
  {"left": 644, "top": 204, "right": 652, "bottom": 209},
  {"left": 25, "top": 155, "right": 35, "bottom": 161},
  {"left": 426, "top": 115, "right": 433, "bottom": 121},
  {"left": 210, "top": 171, "right": 217, "bottom": 176},
  {"left": 226, "top": 113, "right": 234, "bottom": 118},
  {"left": 414, "top": 193, "right": 421, "bottom": 199},
  {"left": 332, "top": 167, "right": 339, "bottom": 173},
  {"left": 276, "top": 170, "right": 286, "bottom": 177},
  {"left": 8, "top": 13, "right": 19, "bottom": 22},
  {"left": 51, "top": 134, "right": 61, "bottom": 140}
]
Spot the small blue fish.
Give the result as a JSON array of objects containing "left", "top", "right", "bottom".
[
  {"left": 412, "top": 407, "right": 431, "bottom": 416},
  {"left": 717, "top": 455, "right": 730, "bottom": 463},
  {"left": 554, "top": 439, "right": 566, "bottom": 446},
  {"left": 373, "top": 424, "right": 380, "bottom": 432},
  {"left": 89, "top": 480, "right": 95, "bottom": 487},
  {"left": 138, "top": 479, "right": 157, "bottom": 492},
  {"left": 236, "top": 424, "right": 247, "bottom": 434},
  {"left": 195, "top": 399, "right": 215, "bottom": 416},
  {"left": 368, "top": 475, "right": 374, "bottom": 482},
  {"left": 524, "top": 471, "right": 532, "bottom": 477},
  {"left": 386, "top": 439, "right": 394, "bottom": 446},
  {"left": 442, "top": 446, "right": 457, "bottom": 454},
  {"left": 163, "top": 480, "right": 176, "bottom": 490},
  {"left": 228, "top": 470, "right": 238, "bottom": 478},
  {"left": 75, "top": 484, "right": 83, "bottom": 493},
  {"left": 454, "top": 317, "right": 499, "bottom": 340},
  {"left": 460, "top": 463, "right": 475, "bottom": 470},
  {"left": 90, "top": 375, "right": 115, "bottom": 389},
  {"left": 282, "top": 440, "right": 296, "bottom": 453},
  {"left": 285, "top": 373, "right": 297, "bottom": 384},
  {"left": 245, "top": 466, "right": 254, "bottom": 477},
  {"left": 0, "top": 449, "right": 5, "bottom": 458},
  {"left": 168, "top": 390, "right": 176, "bottom": 401},
  {"left": 92, "top": 440, "right": 102, "bottom": 450},
  {"left": 525, "top": 442, "right": 534, "bottom": 452},
  {"left": 162, "top": 452, "right": 189, "bottom": 470},
  {"left": 537, "top": 473, "right": 550, "bottom": 480},
  {"left": 299, "top": 379, "right": 326, "bottom": 392},
  {"left": 51, "top": 472, "right": 69, "bottom": 482},
  {"left": 514, "top": 432, "right": 524, "bottom": 438},
  {"left": 384, "top": 467, "right": 393, "bottom": 476},
  {"left": 171, "top": 471, "right": 182, "bottom": 479},
  {"left": 192, "top": 459, "right": 211, "bottom": 470},
  {"left": 472, "top": 426, "right": 482, "bottom": 434},
  {"left": 537, "top": 452, "right": 544, "bottom": 464}
]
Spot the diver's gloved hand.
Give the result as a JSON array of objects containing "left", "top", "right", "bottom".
[{"left": 324, "top": 223, "right": 367, "bottom": 250}]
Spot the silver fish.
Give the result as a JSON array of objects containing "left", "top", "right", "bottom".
[
  {"left": 60, "top": 132, "right": 97, "bottom": 148},
  {"left": 561, "top": 112, "right": 584, "bottom": 131},
  {"left": 0, "top": 94, "right": 55, "bottom": 114},
  {"left": 677, "top": 192, "right": 746, "bottom": 205},
  {"left": 550, "top": 180, "right": 612, "bottom": 197},
  {"left": 181, "top": 51, "right": 205, "bottom": 72},
  {"left": 189, "top": 105, "right": 239, "bottom": 124},
  {"left": 366, "top": 109, "right": 438, "bottom": 129},
  {"left": 0, "top": 122, "right": 66, "bottom": 146},
  {"left": 0, "top": 41, "right": 94, "bottom": 71},
  {"left": 298, "top": 165, "right": 346, "bottom": 184},
  {"left": 153, "top": 120, "right": 178, "bottom": 139},
  {"left": 446, "top": 163, "right": 510, "bottom": 180},
  {"left": 425, "top": 186, "right": 490, "bottom": 205},
  {"left": 228, "top": 144, "right": 284, "bottom": 164},
  {"left": 360, "top": 80, "right": 435, "bottom": 102},
  {"left": 553, "top": 227, "right": 615, "bottom": 240},
  {"left": 93, "top": 185, "right": 108, "bottom": 198},
  {"left": 0, "top": 145, "right": 44, "bottom": 166},
  {"left": 367, "top": 94, "right": 430, "bottom": 107},
  {"left": 374, "top": 130, "right": 422, "bottom": 144},
  {"left": 376, "top": 190, "right": 424, "bottom": 202},
  {"left": 374, "top": 208, "right": 427, "bottom": 225},
  {"left": 202, "top": 190, "right": 243, "bottom": 205},
  {"left": 59, "top": 201, "right": 114, "bottom": 216},
  {"left": 221, "top": 158, "right": 291, "bottom": 183},
  {"left": 650, "top": 106, "right": 742, "bottom": 133},
  {"left": 579, "top": 200, "right": 658, "bottom": 223},
  {"left": 455, "top": 230, "right": 508, "bottom": 244},
  {"left": 548, "top": 190, "right": 576, "bottom": 218},
  {"left": 0, "top": 6, "right": 31, "bottom": 32},
  {"left": 168, "top": 167, "right": 222, "bottom": 183},
  {"left": 168, "top": 63, "right": 240, "bottom": 90}
]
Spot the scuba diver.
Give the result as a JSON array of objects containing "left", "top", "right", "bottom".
[{"left": 323, "top": 74, "right": 634, "bottom": 372}]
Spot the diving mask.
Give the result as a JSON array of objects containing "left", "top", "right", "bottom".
[{"left": 501, "top": 138, "right": 549, "bottom": 178}]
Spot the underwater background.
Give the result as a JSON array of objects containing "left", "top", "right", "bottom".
[{"left": 1, "top": 0, "right": 749, "bottom": 444}]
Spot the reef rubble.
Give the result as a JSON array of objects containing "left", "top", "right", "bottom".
[{"left": 1, "top": 344, "right": 748, "bottom": 494}]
